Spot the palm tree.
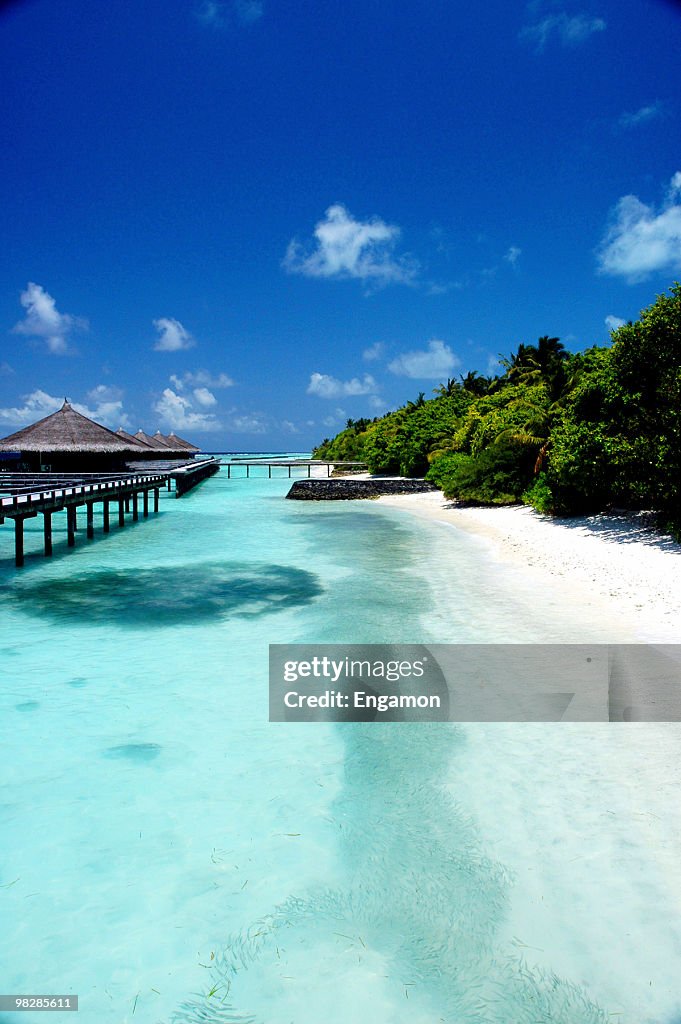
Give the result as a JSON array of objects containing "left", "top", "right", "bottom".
[
  {"left": 459, "top": 370, "right": 492, "bottom": 396},
  {"left": 433, "top": 377, "right": 460, "bottom": 397},
  {"left": 498, "top": 343, "right": 540, "bottom": 383}
]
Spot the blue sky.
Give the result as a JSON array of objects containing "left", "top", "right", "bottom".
[{"left": 1, "top": 0, "right": 680, "bottom": 450}]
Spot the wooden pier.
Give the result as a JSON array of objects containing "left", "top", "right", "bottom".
[
  {"left": 0, "top": 472, "right": 169, "bottom": 567},
  {"left": 0, "top": 458, "right": 221, "bottom": 567},
  {"left": 171, "top": 458, "right": 220, "bottom": 496},
  {"left": 221, "top": 460, "right": 367, "bottom": 478}
]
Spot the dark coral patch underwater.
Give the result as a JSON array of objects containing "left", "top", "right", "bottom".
[{"left": 8, "top": 561, "right": 324, "bottom": 628}]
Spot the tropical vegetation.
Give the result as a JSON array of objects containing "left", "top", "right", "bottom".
[{"left": 313, "top": 283, "right": 681, "bottom": 534}]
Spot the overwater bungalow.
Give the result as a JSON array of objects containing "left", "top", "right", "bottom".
[
  {"left": 165, "top": 432, "right": 201, "bottom": 453},
  {"left": 132, "top": 429, "right": 187, "bottom": 456},
  {"left": 116, "top": 426, "right": 155, "bottom": 449},
  {"left": 0, "top": 401, "right": 200, "bottom": 471}
]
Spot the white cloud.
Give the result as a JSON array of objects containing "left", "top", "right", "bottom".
[
  {"left": 597, "top": 172, "right": 681, "bottom": 281},
  {"left": 234, "top": 0, "right": 263, "bottom": 23},
  {"left": 12, "top": 282, "right": 87, "bottom": 355},
  {"left": 153, "top": 317, "right": 196, "bottom": 352},
  {"left": 605, "top": 315, "right": 626, "bottom": 332},
  {"left": 307, "top": 372, "right": 378, "bottom": 399},
  {"left": 229, "top": 413, "right": 267, "bottom": 434},
  {"left": 169, "top": 369, "right": 234, "bottom": 391},
  {"left": 196, "top": 0, "right": 262, "bottom": 28},
  {"left": 426, "top": 280, "right": 465, "bottom": 295},
  {"left": 0, "top": 389, "right": 62, "bottom": 427},
  {"left": 388, "top": 339, "right": 459, "bottom": 379},
  {"left": 0, "top": 362, "right": 14, "bottom": 376},
  {"left": 197, "top": 1, "right": 226, "bottom": 27},
  {"left": 78, "top": 384, "right": 131, "bottom": 428},
  {"left": 504, "top": 245, "right": 522, "bottom": 266},
  {"left": 363, "top": 341, "right": 384, "bottom": 361},
  {"left": 154, "top": 388, "right": 220, "bottom": 432},
  {"left": 283, "top": 204, "right": 418, "bottom": 287},
  {"left": 521, "top": 11, "right": 606, "bottom": 51},
  {"left": 281, "top": 419, "right": 299, "bottom": 434},
  {"left": 193, "top": 386, "right": 217, "bottom": 408},
  {"left": 0, "top": 386, "right": 129, "bottom": 430},
  {"left": 618, "top": 102, "right": 663, "bottom": 130}
]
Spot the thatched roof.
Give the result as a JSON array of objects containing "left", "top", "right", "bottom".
[
  {"left": 153, "top": 431, "right": 176, "bottom": 447},
  {"left": 134, "top": 429, "right": 173, "bottom": 450},
  {"left": 0, "top": 401, "right": 142, "bottom": 453},
  {"left": 133, "top": 429, "right": 189, "bottom": 456},
  {"left": 116, "top": 427, "right": 154, "bottom": 449},
  {"left": 166, "top": 431, "right": 201, "bottom": 453}
]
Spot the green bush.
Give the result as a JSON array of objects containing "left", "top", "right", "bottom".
[
  {"left": 427, "top": 444, "right": 532, "bottom": 505},
  {"left": 521, "top": 473, "right": 555, "bottom": 514}
]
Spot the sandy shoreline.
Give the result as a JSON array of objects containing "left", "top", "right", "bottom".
[
  {"left": 376, "top": 490, "right": 681, "bottom": 644},
  {"left": 375, "top": 489, "right": 681, "bottom": 1021}
]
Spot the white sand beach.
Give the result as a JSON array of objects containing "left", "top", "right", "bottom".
[
  {"left": 377, "top": 491, "right": 681, "bottom": 644},
  {"left": 376, "top": 489, "right": 681, "bottom": 1022}
]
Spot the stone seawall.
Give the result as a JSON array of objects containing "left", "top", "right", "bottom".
[{"left": 286, "top": 478, "right": 437, "bottom": 500}]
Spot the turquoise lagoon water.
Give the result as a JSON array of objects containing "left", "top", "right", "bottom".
[{"left": 1, "top": 461, "right": 680, "bottom": 1024}]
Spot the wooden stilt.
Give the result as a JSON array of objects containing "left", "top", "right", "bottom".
[
  {"left": 44, "top": 512, "right": 53, "bottom": 556},
  {"left": 67, "top": 506, "right": 76, "bottom": 547},
  {"left": 119, "top": 498, "right": 125, "bottom": 527},
  {"left": 132, "top": 492, "right": 138, "bottom": 521},
  {"left": 154, "top": 488, "right": 159, "bottom": 513},
  {"left": 15, "top": 517, "right": 24, "bottom": 568},
  {"left": 103, "top": 499, "right": 110, "bottom": 533},
  {"left": 86, "top": 501, "right": 94, "bottom": 539},
  {"left": 143, "top": 489, "right": 149, "bottom": 517}
]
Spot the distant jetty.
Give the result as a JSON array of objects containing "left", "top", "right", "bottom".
[{"left": 286, "top": 478, "right": 437, "bottom": 500}]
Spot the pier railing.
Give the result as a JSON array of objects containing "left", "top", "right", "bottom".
[
  {"left": 0, "top": 472, "right": 169, "bottom": 568},
  {"left": 221, "top": 460, "right": 367, "bottom": 478}
]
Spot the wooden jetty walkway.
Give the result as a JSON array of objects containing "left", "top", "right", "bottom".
[
  {"left": 0, "top": 472, "right": 168, "bottom": 567},
  {"left": 0, "top": 458, "right": 220, "bottom": 567},
  {"left": 221, "top": 460, "right": 367, "bottom": 478}
]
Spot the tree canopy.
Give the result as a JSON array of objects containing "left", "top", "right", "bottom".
[{"left": 313, "top": 283, "right": 681, "bottom": 534}]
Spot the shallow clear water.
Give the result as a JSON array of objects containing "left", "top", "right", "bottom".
[{"left": 1, "top": 463, "right": 679, "bottom": 1024}]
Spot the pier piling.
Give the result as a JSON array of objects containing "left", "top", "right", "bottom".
[
  {"left": 1, "top": 467, "right": 211, "bottom": 569},
  {"left": 67, "top": 506, "right": 77, "bottom": 546},
  {"left": 15, "top": 516, "right": 24, "bottom": 568},
  {"left": 43, "top": 512, "right": 53, "bottom": 557}
]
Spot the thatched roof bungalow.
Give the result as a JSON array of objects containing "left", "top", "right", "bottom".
[
  {"left": 116, "top": 427, "right": 154, "bottom": 449},
  {"left": 0, "top": 401, "right": 148, "bottom": 471},
  {"left": 0, "top": 401, "right": 200, "bottom": 471},
  {"left": 166, "top": 432, "right": 201, "bottom": 453},
  {"left": 133, "top": 429, "right": 186, "bottom": 456}
]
